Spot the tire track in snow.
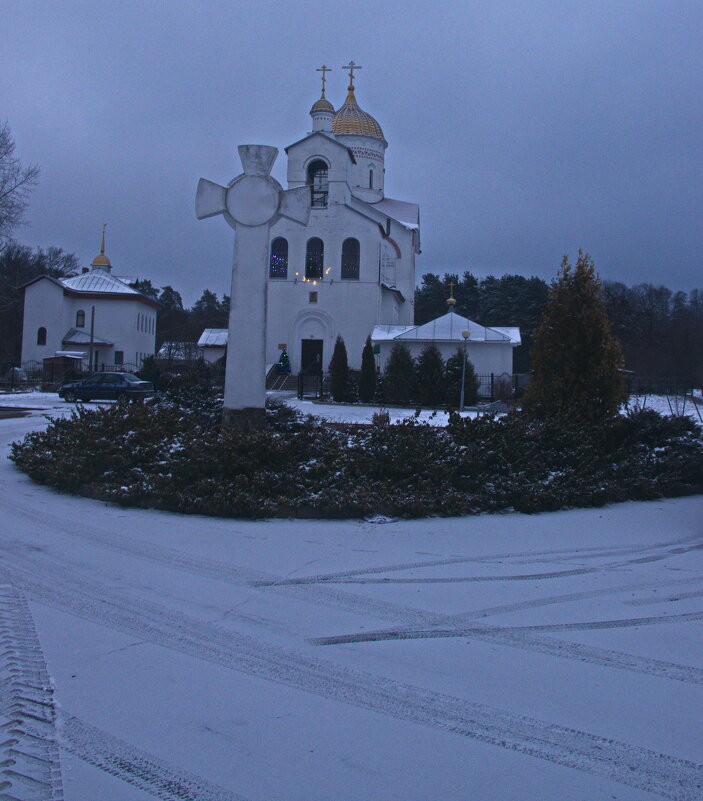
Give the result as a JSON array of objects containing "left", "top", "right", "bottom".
[
  {"left": 0, "top": 582, "right": 64, "bottom": 801},
  {"left": 259, "top": 542, "right": 703, "bottom": 586},
  {"left": 444, "top": 576, "right": 703, "bottom": 623},
  {"left": 0, "top": 494, "right": 434, "bottom": 629},
  {"left": 250, "top": 535, "right": 703, "bottom": 586},
  {"left": 2, "top": 558, "right": 703, "bottom": 801},
  {"left": 3, "top": 506, "right": 703, "bottom": 690},
  {"left": 58, "top": 712, "right": 248, "bottom": 801},
  {"left": 313, "top": 610, "right": 703, "bottom": 645},
  {"left": 625, "top": 589, "right": 703, "bottom": 607}
]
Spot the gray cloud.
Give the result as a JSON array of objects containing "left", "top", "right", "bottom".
[{"left": 2, "top": 0, "right": 701, "bottom": 303}]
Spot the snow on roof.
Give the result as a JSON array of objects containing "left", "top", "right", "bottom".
[
  {"left": 491, "top": 327, "right": 522, "bottom": 346},
  {"left": 369, "top": 197, "right": 419, "bottom": 230},
  {"left": 198, "top": 328, "right": 228, "bottom": 347},
  {"left": 371, "top": 325, "right": 415, "bottom": 341},
  {"left": 62, "top": 328, "right": 113, "bottom": 346},
  {"left": 372, "top": 312, "right": 521, "bottom": 345},
  {"left": 61, "top": 267, "right": 141, "bottom": 296}
]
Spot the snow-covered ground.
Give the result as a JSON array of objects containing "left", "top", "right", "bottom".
[
  {"left": 0, "top": 398, "right": 702, "bottom": 799},
  {"left": 3, "top": 388, "right": 700, "bottom": 422}
]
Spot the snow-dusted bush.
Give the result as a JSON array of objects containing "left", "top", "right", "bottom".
[{"left": 9, "top": 398, "right": 703, "bottom": 519}]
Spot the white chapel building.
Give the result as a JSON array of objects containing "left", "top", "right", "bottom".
[
  {"left": 21, "top": 233, "right": 159, "bottom": 371},
  {"left": 261, "top": 65, "right": 420, "bottom": 373}
]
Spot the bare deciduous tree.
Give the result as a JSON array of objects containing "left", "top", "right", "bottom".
[{"left": 0, "top": 121, "right": 39, "bottom": 250}]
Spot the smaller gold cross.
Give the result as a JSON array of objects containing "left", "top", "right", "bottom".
[{"left": 316, "top": 65, "right": 332, "bottom": 97}]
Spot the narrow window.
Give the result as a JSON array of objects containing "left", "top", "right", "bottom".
[
  {"left": 269, "top": 237, "right": 288, "bottom": 278},
  {"left": 309, "top": 291, "right": 318, "bottom": 303},
  {"left": 114, "top": 351, "right": 124, "bottom": 365},
  {"left": 369, "top": 169, "right": 374, "bottom": 189},
  {"left": 76, "top": 309, "right": 85, "bottom": 328},
  {"left": 37, "top": 327, "right": 47, "bottom": 346},
  {"left": 305, "top": 237, "right": 324, "bottom": 279},
  {"left": 341, "top": 238, "right": 360, "bottom": 280},
  {"left": 307, "top": 160, "right": 328, "bottom": 208}
]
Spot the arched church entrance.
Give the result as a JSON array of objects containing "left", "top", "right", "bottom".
[{"left": 291, "top": 309, "right": 334, "bottom": 374}]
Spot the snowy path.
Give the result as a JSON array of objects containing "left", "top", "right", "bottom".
[{"left": 0, "top": 407, "right": 701, "bottom": 799}]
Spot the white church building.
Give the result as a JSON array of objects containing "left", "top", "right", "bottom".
[
  {"left": 260, "top": 65, "right": 420, "bottom": 373},
  {"left": 21, "top": 232, "right": 159, "bottom": 371}
]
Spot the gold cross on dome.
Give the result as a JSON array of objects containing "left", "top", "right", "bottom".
[
  {"left": 448, "top": 281, "right": 455, "bottom": 298},
  {"left": 316, "top": 65, "right": 332, "bottom": 97},
  {"left": 341, "top": 61, "right": 362, "bottom": 88}
]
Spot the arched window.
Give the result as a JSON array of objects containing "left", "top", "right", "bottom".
[
  {"left": 369, "top": 169, "right": 374, "bottom": 189},
  {"left": 37, "top": 327, "right": 47, "bottom": 346},
  {"left": 341, "top": 238, "right": 360, "bottom": 280},
  {"left": 305, "top": 237, "right": 324, "bottom": 279},
  {"left": 269, "top": 237, "right": 288, "bottom": 278},
  {"left": 307, "top": 160, "right": 328, "bottom": 207},
  {"left": 76, "top": 309, "right": 85, "bottom": 328}
]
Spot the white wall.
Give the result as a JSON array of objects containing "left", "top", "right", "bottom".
[
  {"left": 21, "top": 280, "right": 65, "bottom": 363},
  {"left": 375, "top": 340, "right": 516, "bottom": 378}
]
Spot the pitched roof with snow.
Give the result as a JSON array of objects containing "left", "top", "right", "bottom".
[
  {"left": 368, "top": 197, "right": 419, "bottom": 231},
  {"left": 61, "top": 268, "right": 141, "bottom": 295},
  {"left": 198, "top": 329, "right": 228, "bottom": 347},
  {"left": 62, "top": 328, "right": 113, "bottom": 346},
  {"left": 372, "top": 312, "right": 521, "bottom": 346}
]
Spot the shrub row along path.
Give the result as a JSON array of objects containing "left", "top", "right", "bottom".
[{"left": 0, "top": 400, "right": 702, "bottom": 800}]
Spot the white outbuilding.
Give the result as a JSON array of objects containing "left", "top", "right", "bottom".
[
  {"left": 21, "top": 232, "right": 159, "bottom": 371},
  {"left": 372, "top": 311, "right": 521, "bottom": 376}
]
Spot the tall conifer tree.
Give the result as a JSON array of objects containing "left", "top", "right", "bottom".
[
  {"left": 359, "top": 335, "right": 376, "bottom": 402},
  {"left": 329, "top": 335, "right": 349, "bottom": 402},
  {"left": 522, "top": 251, "right": 626, "bottom": 421},
  {"left": 414, "top": 344, "right": 446, "bottom": 406},
  {"left": 383, "top": 343, "right": 415, "bottom": 404}
]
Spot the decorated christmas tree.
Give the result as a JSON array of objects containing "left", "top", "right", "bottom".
[{"left": 276, "top": 348, "right": 291, "bottom": 374}]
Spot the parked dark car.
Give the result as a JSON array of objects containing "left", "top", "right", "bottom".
[{"left": 58, "top": 372, "right": 154, "bottom": 402}]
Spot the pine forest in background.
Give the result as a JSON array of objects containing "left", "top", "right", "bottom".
[{"left": 1, "top": 241, "right": 702, "bottom": 384}]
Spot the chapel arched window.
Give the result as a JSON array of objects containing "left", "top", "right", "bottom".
[
  {"left": 307, "top": 160, "right": 328, "bottom": 208},
  {"left": 341, "top": 238, "right": 360, "bottom": 281},
  {"left": 305, "top": 237, "right": 324, "bottom": 280},
  {"left": 76, "top": 309, "right": 85, "bottom": 328},
  {"left": 369, "top": 169, "right": 374, "bottom": 189},
  {"left": 269, "top": 237, "right": 288, "bottom": 279},
  {"left": 37, "top": 327, "right": 47, "bottom": 346}
]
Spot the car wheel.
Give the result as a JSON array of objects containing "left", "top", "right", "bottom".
[{"left": 64, "top": 390, "right": 77, "bottom": 403}]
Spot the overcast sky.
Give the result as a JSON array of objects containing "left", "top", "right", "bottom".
[{"left": 2, "top": 1, "right": 701, "bottom": 304}]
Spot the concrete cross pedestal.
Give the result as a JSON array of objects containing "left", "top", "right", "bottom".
[{"left": 196, "top": 145, "right": 310, "bottom": 428}]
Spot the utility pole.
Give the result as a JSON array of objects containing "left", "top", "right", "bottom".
[
  {"left": 89, "top": 306, "right": 95, "bottom": 372},
  {"left": 459, "top": 329, "right": 470, "bottom": 412}
]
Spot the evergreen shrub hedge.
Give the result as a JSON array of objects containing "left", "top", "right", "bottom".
[{"left": 9, "top": 393, "right": 703, "bottom": 519}]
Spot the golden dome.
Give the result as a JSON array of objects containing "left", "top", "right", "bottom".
[
  {"left": 91, "top": 224, "right": 112, "bottom": 268},
  {"left": 332, "top": 87, "right": 384, "bottom": 140},
  {"left": 91, "top": 253, "right": 111, "bottom": 267},
  {"left": 310, "top": 96, "right": 334, "bottom": 114}
]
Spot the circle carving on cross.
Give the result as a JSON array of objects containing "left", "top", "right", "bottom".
[{"left": 226, "top": 174, "right": 281, "bottom": 227}]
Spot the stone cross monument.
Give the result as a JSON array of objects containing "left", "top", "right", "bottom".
[{"left": 196, "top": 145, "right": 310, "bottom": 428}]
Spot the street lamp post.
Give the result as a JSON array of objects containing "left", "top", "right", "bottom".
[{"left": 459, "top": 329, "right": 470, "bottom": 411}]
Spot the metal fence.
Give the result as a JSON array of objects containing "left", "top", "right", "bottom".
[{"left": 296, "top": 371, "right": 530, "bottom": 404}]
